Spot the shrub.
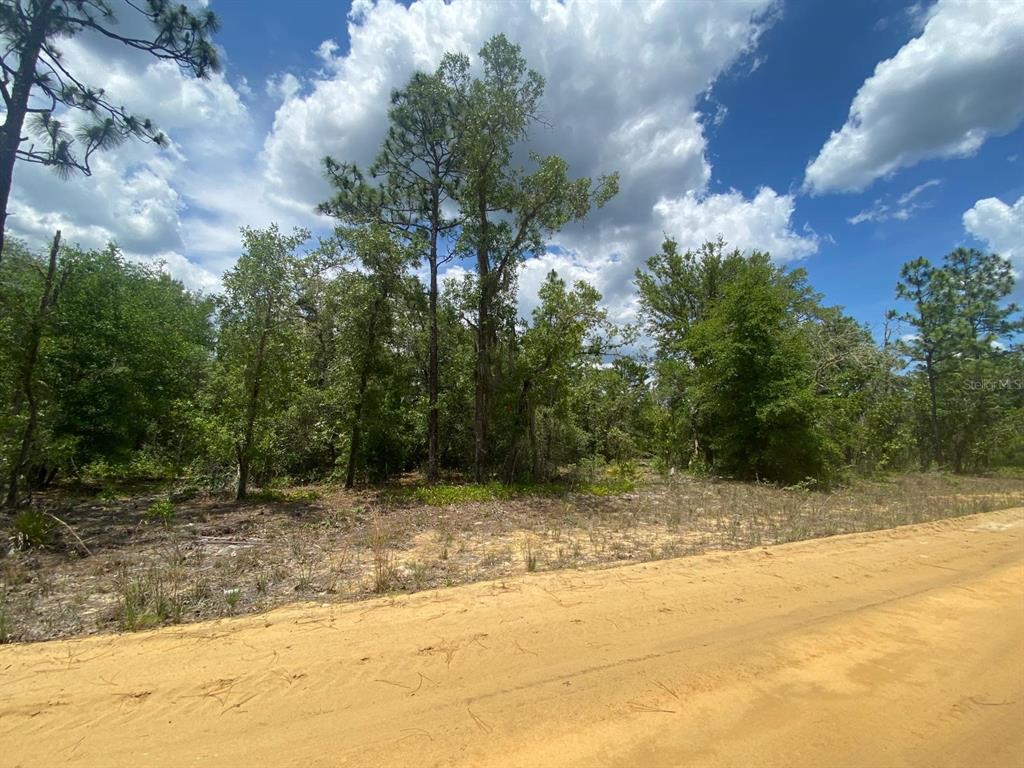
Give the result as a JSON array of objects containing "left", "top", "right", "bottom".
[
  {"left": 144, "top": 499, "right": 175, "bottom": 527},
  {"left": 12, "top": 509, "right": 56, "bottom": 549}
]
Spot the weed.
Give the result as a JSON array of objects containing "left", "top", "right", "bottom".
[
  {"left": 254, "top": 569, "right": 271, "bottom": 595},
  {"left": 223, "top": 588, "right": 241, "bottom": 613},
  {"left": 388, "top": 481, "right": 551, "bottom": 507},
  {"left": 0, "top": 583, "right": 9, "bottom": 643},
  {"left": 479, "top": 546, "right": 512, "bottom": 568},
  {"left": 368, "top": 511, "right": 397, "bottom": 593},
  {"left": 191, "top": 575, "right": 212, "bottom": 603},
  {"left": 579, "top": 479, "right": 635, "bottom": 496},
  {"left": 145, "top": 499, "right": 175, "bottom": 527},
  {"left": 521, "top": 537, "right": 538, "bottom": 572},
  {"left": 290, "top": 535, "right": 319, "bottom": 592},
  {"left": 249, "top": 488, "right": 320, "bottom": 503},
  {"left": 407, "top": 560, "right": 432, "bottom": 591},
  {"left": 12, "top": 509, "right": 56, "bottom": 549},
  {"left": 115, "top": 564, "right": 185, "bottom": 631}
]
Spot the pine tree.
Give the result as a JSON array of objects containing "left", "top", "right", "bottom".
[{"left": 0, "top": 0, "right": 220, "bottom": 260}]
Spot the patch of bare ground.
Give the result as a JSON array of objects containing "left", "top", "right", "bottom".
[{"left": 1, "top": 472, "right": 1022, "bottom": 643}]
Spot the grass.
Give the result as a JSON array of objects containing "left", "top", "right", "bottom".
[
  {"left": 223, "top": 588, "right": 242, "bottom": 613},
  {"left": 115, "top": 564, "right": 186, "bottom": 631},
  {"left": 388, "top": 478, "right": 635, "bottom": 507},
  {"left": 368, "top": 511, "right": 397, "bottom": 593},
  {"left": 248, "top": 487, "right": 321, "bottom": 503},
  {"left": 0, "top": 583, "right": 9, "bottom": 644},
  {"left": 521, "top": 537, "right": 538, "bottom": 572},
  {"left": 0, "top": 470, "right": 1020, "bottom": 643}
]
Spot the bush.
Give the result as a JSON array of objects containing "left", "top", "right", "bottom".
[
  {"left": 144, "top": 499, "right": 175, "bottom": 527},
  {"left": 12, "top": 509, "right": 56, "bottom": 549}
]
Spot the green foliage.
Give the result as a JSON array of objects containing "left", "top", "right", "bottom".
[
  {"left": 208, "top": 224, "right": 310, "bottom": 499},
  {"left": 497, "top": 271, "right": 625, "bottom": 482},
  {"left": 637, "top": 244, "right": 866, "bottom": 484},
  {"left": 144, "top": 499, "right": 175, "bottom": 527},
  {"left": 390, "top": 475, "right": 634, "bottom": 507},
  {"left": 2, "top": 34, "right": 1021, "bottom": 509},
  {"left": 12, "top": 508, "right": 56, "bottom": 549},
  {"left": 246, "top": 488, "right": 320, "bottom": 503},
  {"left": 402, "top": 483, "right": 507, "bottom": 506},
  {"left": 0, "top": 0, "right": 219, "bottom": 181},
  {"left": 892, "top": 248, "right": 1023, "bottom": 472},
  {"left": 687, "top": 257, "right": 834, "bottom": 484},
  {"left": 0, "top": 239, "right": 214, "bottom": 500}
]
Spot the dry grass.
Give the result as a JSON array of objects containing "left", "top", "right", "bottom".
[{"left": 0, "top": 471, "right": 1021, "bottom": 643}]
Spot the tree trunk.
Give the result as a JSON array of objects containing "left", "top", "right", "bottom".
[
  {"left": 924, "top": 351, "right": 942, "bottom": 467},
  {"left": 5, "top": 230, "right": 60, "bottom": 507},
  {"left": 345, "top": 370, "right": 369, "bottom": 490},
  {"left": 473, "top": 193, "right": 490, "bottom": 483},
  {"left": 0, "top": 4, "right": 50, "bottom": 265},
  {"left": 346, "top": 295, "right": 384, "bottom": 489},
  {"left": 235, "top": 444, "right": 250, "bottom": 502},
  {"left": 236, "top": 327, "right": 268, "bottom": 501},
  {"left": 345, "top": 418, "right": 363, "bottom": 489},
  {"left": 528, "top": 397, "right": 539, "bottom": 480},
  {"left": 502, "top": 378, "right": 532, "bottom": 485},
  {"left": 426, "top": 192, "right": 440, "bottom": 483}
]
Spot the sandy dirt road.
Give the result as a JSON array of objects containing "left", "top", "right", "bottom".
[{"left": 2, "top": 509, "right": 1022, "bottom": 768}]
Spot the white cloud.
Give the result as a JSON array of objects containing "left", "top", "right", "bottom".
[
  {"left": 517, "top": 251, "right": 619, "bottom": 322},
  {"left": 963, "top": 194, "right": 1024, "bottom": 273},
  {"left": 266, "top": 72, "right": 302, "bottom": 101},
  {"left": 5, "top": 9, "right": 259, "bottom": 291},
  {"left": 147, "top": 252, "right": 222, "bottom": 293},
  {"left": 805, "top": 0, "right": 1024, "bottom": 194},
  {"left": 9, "top": 0, "right": 800, "bottom": 309},
  {"left": 263, "top": 0, "right": 773, "bottom": 218},
  {"left": 654, "top": 187, "right": 819, "bottom": 262},
  {"left": 848, "top": 178, "right": 941, "bottom": 224},
  {"left": 259, "top": 0, "right": 777, "bottom": 317},
  {"left": 10, "top": 149, "right": 183, "bottom": 253},
  {"left": 897, "top": 178, "right": 942, "bottom": 206}
]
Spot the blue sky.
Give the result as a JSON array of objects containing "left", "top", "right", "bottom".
[
  {"left": 703, "top": 0, "right": 1024, "bottom": 325},
  {"left": 8, "top": 0, "right": 1024, "bottom": 338}
]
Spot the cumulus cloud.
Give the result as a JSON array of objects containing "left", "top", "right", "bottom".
[
  {"left": 654, "top": 187, "right": 818, "bottom": 262},
  {"left": 963, "top": 195, "right": 1024, "bottom": 274},
  {"left": 266, "top": 72, "right": 302, "bottom": 101},
  {"left": 4, "top": 4, "right": 257, "bottom": 290},
  {"left": 518, "top": 251, "right": 618, "bottom": 321},
  {"left": 260, "top": 0, "right": 783, "bottom": 316},
  {"left": 805, "top": 0, "right": 1024, "bottom": 194},
  {"left": 261, "top": 0, "right": 776, "bottom": 213},
  {"left": 8, "top": 0, "right": 816, "bottom": 312}
]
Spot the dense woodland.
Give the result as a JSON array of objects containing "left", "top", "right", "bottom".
[{"left": 1, "top": 20, "right": 1022, "bottom": 508}]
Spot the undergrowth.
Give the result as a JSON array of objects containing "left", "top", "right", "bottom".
[{"left": 388, "top": 478, "right": 635, "bottom": 506}]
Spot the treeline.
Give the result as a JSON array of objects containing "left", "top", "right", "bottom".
[
  {"left": 1, "top": 229, "right": 1021, "bottom": 503},
  {"left": 1, "top": 35, "right": 1021, "bottom": 504}
]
